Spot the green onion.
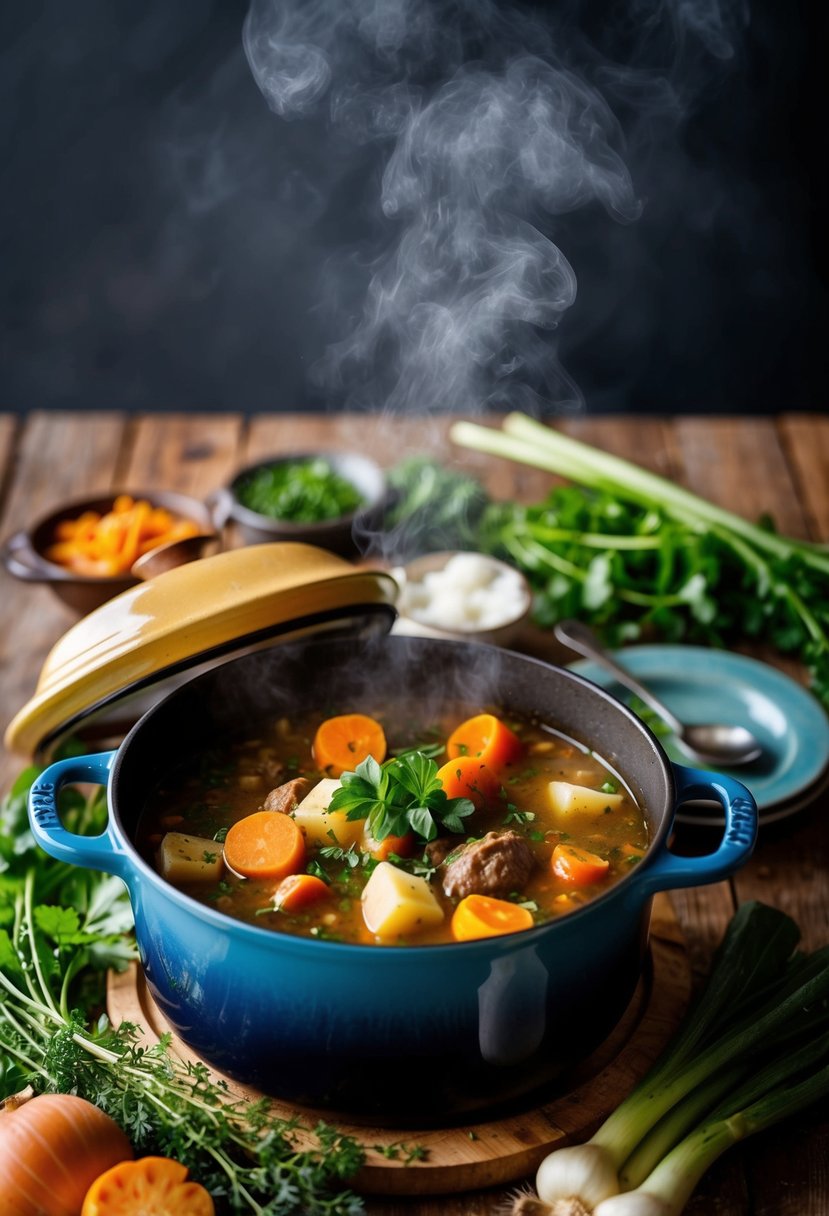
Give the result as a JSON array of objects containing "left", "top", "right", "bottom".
[
  {"left": 449, "top": 414, "right": 829, "bottom": 709},
  {"left": 524, "top": 902, "right": 829, "bottom": 1214}
]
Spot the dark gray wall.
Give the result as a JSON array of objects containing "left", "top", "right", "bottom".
[{"left": 1, "top": 0, "right": 825, "bottom": 414}]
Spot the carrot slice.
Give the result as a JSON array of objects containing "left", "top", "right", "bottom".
[
  {"left": 224, "top": 811, "right": 306, "bottom": 880},
  {"left": 446, "top": 713, "right": 523, "bottom": 770},
  {"left": 82, "top": 1156, "right": 214, "bottom": 1216},
  {"left": 551, "top": 843, "right": 610, "bottom": 885},
  {"left": 436, "top": 755, "right": 499, "bottom": 809},
  {"left": 312, "top": 713, "right": 387, "bottom": 777},
  {"left": 451, "top": 894, "right": 534, "bottom": 941},
  {"left": 274, "top": 872, "right": 330, "bottom": 911}
]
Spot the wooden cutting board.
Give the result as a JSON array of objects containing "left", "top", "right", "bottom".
[{"left": 107, "top": 892, "right": 690, "bottom": 1196}]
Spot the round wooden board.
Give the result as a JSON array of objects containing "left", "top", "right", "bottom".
[{"left": 107, "top": 892, "right": 690, "bottom": 1196}]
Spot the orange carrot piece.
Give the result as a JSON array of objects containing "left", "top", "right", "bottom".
[
  {"left": 223, "top": 810, "right": 306, "bottom": 880},
  {"left": 312, "top": 713, "right": 387, "bottom": 777},
  {"left": 43, "top": 496, "right": 200, "bottom": 577},
  {"left": 82, "top": 1156, "right": 214, "bottom": 1216},
  {"left": 362, "top": 827, "right": 417, "bottom": 861},
  {"left": 451, "top": 894, "right": 534, "bottom": 941},
  {"left": 274, "top": 872, "right": 331, "bottom": 911},
  {"left": 436, "top": 755, "right": 498, "bottom": 809},
  {"left": 551, "top": 843, "right": 610, "bottom": 885},
  {"left": 446, "top": 713, "right": 523, "bottom": 770}
]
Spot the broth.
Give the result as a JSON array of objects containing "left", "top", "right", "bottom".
[{"left": 138, "top": 703, "right": 648, "bottom": 946}]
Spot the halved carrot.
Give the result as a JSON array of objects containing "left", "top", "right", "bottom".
[
  {"left": 312, "top": 713, "right": 387, "bottom": 777},
  {"left": 436, "top": 755, "right": 499, "bottom": 809},
  {"left": 551, "top": 843, "right": 610, "bottom": 885},
  {"left": 446, "top": 713, "right": 523, "bottom": 770},
  {"left": 274, "top": 872, "right": 330, "bottom": 911},
  {"left": 451, "top": 894, "right": 534, "bottom": 941},
  {"left": 81, "top": 1156, "right": 214, "bottom": 1216},
  {"left": 223, "top": 810, "right": 306, "bottom": 880}
]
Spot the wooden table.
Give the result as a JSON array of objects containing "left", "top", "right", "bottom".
[{"left": 1, "top": 410, "right": 827, "bottom": 1215}]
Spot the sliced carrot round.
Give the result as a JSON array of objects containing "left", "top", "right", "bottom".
[
  {"left": 551, "top": 843, "right": 610, "bottom": 885},
  {"left": 82, "top": 1156, "right": 214, "bottom": 1216},
  {"left": 224, "top": 810, "right": 306, "bottom": 881},
  {"left": 274, "top": 872, "right": 330, "bottom": 911},
  {"left": 446, "top": 713, "right": 523, "bottom": 770},
  {"left": 451, "top": 894, "right": 534, "bottom": 941},
  {"left": 312, "top": 713, "right": 387, "bottom": 777},
  {"left": 436, "top": 755, "right": 499, "bottom": 809}
]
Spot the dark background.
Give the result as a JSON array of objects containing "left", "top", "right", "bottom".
[{"left": 1, "top": 0, "right": 825, "bottom": 415}]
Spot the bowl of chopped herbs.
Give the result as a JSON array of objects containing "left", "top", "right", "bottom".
[{"left": 212, "top": 451, "right": 387, "bottom": 556}]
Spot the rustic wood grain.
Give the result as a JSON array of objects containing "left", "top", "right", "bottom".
[
  {"left": 778, "top": 414, "right": 829, "bottom": 540},
  {"left": 0, "top": 411, "right": 127, "bottom": 789},
  {"left": 671, "top": 416, "right": 810, "bottom": 538},
  {"left": 125, "top": 413, "right": 244, "bottom": 497},
  {"left": 1, "top": 411, "right": 827, "bottom": 1215}
]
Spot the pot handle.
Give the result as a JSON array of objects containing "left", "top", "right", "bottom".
[
  {"left": 28, "top": 751, "right": 130, "bottom": 880},
  {"left": 638, "top": 763, "right": 758, "bottom": 896}
]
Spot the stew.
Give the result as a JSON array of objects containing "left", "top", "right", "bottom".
[{"left": 138, "top": 704, "right": 648, "bottom": 946}]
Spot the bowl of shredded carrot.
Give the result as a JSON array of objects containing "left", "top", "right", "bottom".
[{"left": 1, "top": 490, "right": 217, "bottom": 614}]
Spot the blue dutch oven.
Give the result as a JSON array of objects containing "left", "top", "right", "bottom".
[{"left": 26, "top": 633, "right": 758, "bottom": 1121}]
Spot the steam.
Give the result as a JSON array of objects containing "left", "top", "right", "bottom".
[{"left": 243, "top": 0, "right": 746, "bottom": 415}]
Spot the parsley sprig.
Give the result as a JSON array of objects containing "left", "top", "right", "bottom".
[{"left": 327, "top": 752, "right": 475, "bottom": 842}]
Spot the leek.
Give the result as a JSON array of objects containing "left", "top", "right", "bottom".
[
  {"left": 451, "top": 414, "right": 829, "bottom": 573},
  {"left": 519, "top": 903, "right": 829, "bottom": 1214},
  {"left": 449, "top": 414, "right": 829, "bottom": 707}
]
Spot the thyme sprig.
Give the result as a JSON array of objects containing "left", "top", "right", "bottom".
[{"left": 0, "top": 769, "right": 365, "bottom": 1215}]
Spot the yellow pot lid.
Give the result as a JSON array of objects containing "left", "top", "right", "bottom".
[{"left": 6, "top": 542, "right": 398, "bottom": 759}]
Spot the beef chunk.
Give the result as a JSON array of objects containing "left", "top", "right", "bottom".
[
  {"left": 424, "top": 837, "right": 458, "bottom": 867},
  {"left": 442, "top": 830, "right": 535, "bottom": 900},
  {"left": 263, "top": 777, "right": 311, "bottom": 814}
]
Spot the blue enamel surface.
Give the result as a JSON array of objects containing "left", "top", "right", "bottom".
[{"left": 30, "top": 741, "right": 757, "bottom": 1118}]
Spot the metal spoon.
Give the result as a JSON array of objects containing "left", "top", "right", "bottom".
[{"left": 554, "top": 619, "right": 764, "bottom": 768}]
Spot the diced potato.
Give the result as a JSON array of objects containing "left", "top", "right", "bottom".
[
  {"left": 292, "top": 778, "right": 365, "bottom": 849},
  {"left": 547, "top": 781, "right": 624, "bottom": 818},
  {"left": 361, "top": 861, "right": 445, "bottom": 941},
  {"left": 158, "top": 832, "right": 225, "bottom": 884}
]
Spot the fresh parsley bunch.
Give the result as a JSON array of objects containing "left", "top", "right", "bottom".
[{"left": 328, "top": 752, "right": 475, "bottom": 842}]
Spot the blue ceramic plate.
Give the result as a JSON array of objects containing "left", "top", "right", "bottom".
[{"left": 569, "top": 645, "right": 829, "bottom": 823}]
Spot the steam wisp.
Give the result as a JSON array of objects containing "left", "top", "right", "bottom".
[{"left": 243, "top": 0, "right": 746, "bottom": 415}]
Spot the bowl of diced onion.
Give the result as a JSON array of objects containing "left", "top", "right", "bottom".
[
  {"left": 391, "top": 550, "right": 532, "bottom": 647},
  {"left": 0, "top": 490, "right": 217, "bottom": 615}
]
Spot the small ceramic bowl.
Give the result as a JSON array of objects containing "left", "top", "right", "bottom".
[
  {"left": 1, "top": 490, "right": 217, "bottom": 615},
  {"left": 209, "top": 451, "right": 388, "bottom": 557},
  {"left": 392, "top": 550, "right": 533, "bottom": 647}
]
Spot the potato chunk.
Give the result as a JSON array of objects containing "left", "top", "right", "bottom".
[
  {"left": 547, "top": 780, "right": 624, "bottom": 818},
  {"left": 361, "top": 861, "right": 445, "bottom": 941},
  {"left": 292, "top": 778, "right": 365, "bottom": 849},
  {"left": 158, "top": 832, "right": 225, "bottom": 884}
]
